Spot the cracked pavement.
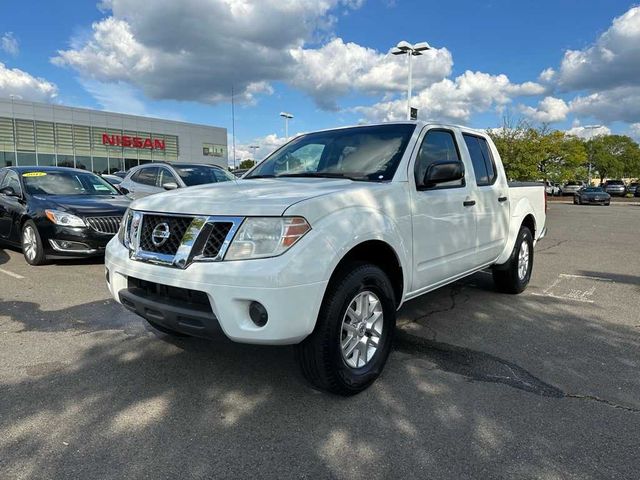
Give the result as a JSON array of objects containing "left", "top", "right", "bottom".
[{"left": 1, "top": 203, "right": 639, "bottom": 479}]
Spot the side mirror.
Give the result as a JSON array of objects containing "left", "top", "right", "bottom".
[
  {"left": 421, "top": 161, "right": 464, "bottom": 188},
  {"left": 163, "top": 182, "right": 179, "bottom": 191},
  {"left": 0, "top": 186, "right": 18, "bottom": 197},
  {"left": 118, "top": 186, "right": 129, "bottom": 195}
]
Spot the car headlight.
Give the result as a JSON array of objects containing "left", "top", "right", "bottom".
[
  {"left": 45, "top": 209, "right": 86, "bottom": 227},
  {"left": 225, "top": 216, "right": 311, "bottom": 260},
  {"left": 118, "top": 209, "right": 142, "bottom": 250}
]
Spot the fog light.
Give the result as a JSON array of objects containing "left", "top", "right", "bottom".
[
  {"left": 249, "top": 301, "right": 268, "bottom": 327},
  {"left": 49, "top": 239, "right": 92, "bottom": 251}
]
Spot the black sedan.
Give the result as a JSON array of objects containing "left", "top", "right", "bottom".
[
  {"left": 0, "top": 166, "right": 130, "bottom": 265},
  {"left": 573, "top": 186, "right": 611, "bottom": 206}
]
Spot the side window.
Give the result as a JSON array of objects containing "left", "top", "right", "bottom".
[
  {"left": 463, "top": 134, "right": 497, "bottom": 186},
  {"left": 414, "top": 130, "right": 463, "bottom": 188},
  {"left": 0, "top": 169, "right": 7, "bottom": 187},
  {"left": 213, "top": 168, "right": 233, "bottom": 182},
  {"left": 135, "top": 167, "right": 159, "bottom": 186},
  {"left": 1, "top": 171, "right": 22, "bottom": 195},
  {"left": 158, "top": 168, "right": 177, "bottom": 187}
]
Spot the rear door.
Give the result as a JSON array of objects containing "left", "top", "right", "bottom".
[
  {"left": 461, "top": 133, "right": 509, "bottom": 264},
  {"left": 409, "top": 127, "right": 477, "bottom": 292},
  {"left": 128, "top": 167, "right": 161, "bottom": 199}
]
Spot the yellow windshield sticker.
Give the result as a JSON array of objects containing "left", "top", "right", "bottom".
[{"left": 22, "top": 172, "right": 47, "bottom": 177}]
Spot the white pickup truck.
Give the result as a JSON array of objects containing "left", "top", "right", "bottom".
[{"left": 105, "top": 122, "right": 546, "bottom": 395}]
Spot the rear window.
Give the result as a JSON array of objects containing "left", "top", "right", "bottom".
[
  {"left": 174, "top": 165, "right": 235, "bottom": 186},
  {"left": 607, "top": 180, "right": 624, "bottom": 185}
]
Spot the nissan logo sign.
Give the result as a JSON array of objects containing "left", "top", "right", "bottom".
[{"left": 151, "top": 222, "right": 171, "bottom": 247}]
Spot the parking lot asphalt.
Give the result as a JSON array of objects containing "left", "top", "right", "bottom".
[{"left": 1, "top": 203, "right": 639, "bottom": 479}]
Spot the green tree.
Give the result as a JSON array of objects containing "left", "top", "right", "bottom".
[
  {"left": 239, "top": 159, "right": 256, "bottom": 169},
  {"left": 588, "top": 135, "right": 640, "bottom": 183},
  {"left": 538, "top": 130, "right": 587, "bottom": 183}
]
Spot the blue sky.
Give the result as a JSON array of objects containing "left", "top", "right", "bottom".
[{"left": 1, "top": 0, "right": 639, "bottom": 162}]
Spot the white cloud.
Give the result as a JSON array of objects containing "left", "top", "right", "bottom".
[
  {"left": 0, "top": 62, "right": 57, "bottom": 102},
  {"left": 566, "top": 123, "right": 611, "bottom": 139},
  {"left": 557, "top": 6, "right": 640, "bottom": 91},
  {"left": 231, "top": 133, "right": 288, "bottom": 167},
  {"left": 569, "top": 86, "right": 640, "bottom": 123},
  {"left": 1, "top": 32, "right": 19, "bottom": 56},
  {"left": 629, "top": 123, "right": 640, "bottom": 140},
  {"left": 290, "top": 38, "right": 452, "bottom": 110},
  {"left": 355, "top": 70, "right": 544, "bottom": 123},
  {"left": 538, "top": 67, "right": 555, "bottom": 83},
  {"left": 52, "top": 0, "right": 367, "bottom": 107},
  {"left": 519, "top": 96, "right": 569, "bottom": 123}
]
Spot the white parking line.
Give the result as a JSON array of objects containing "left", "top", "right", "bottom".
[
  {"left": 0, "top": 268, "right": 25, "bottom": 280},
  {"left": 559, "top": 273, "right": 614, "bottom": 282}
]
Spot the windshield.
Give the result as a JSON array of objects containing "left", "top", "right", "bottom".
[
  {"left": 174, "top": 165, "right": 235, "bottom": 186},
  {"left": 246, "top": 124, "right": 416, "bottom": 182},
  {"left": 584, "top": 187, "right": 604, "bottom": 192},
  {"left": 607, "top": 180, "right": 624, "bottom": 185},
  {"left": 22, "top": 171, "right": 120, "bottom": 196}
]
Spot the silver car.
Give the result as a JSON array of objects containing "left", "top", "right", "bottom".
[
  {"left": 562, "top": 181, "right": 585, "bottom": 196},
  {"left": 603, "top": 180, "right": 626, "bottom": 197},
  {"left": 119, "top": 162, "right": 236, "bottom": 200}
]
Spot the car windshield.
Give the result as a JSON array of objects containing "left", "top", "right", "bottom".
[
  {"left": 566, "top": 181, "right": 581, "bottom": 186},
  {"left": 173, "top": 165, "right": 236, "bottom": 186},
  {"left": 607, "top": 180, "right": 624, "bottom": 185},
  {"left": 246, "top": 124, "right": 416, "bottom": 182},
  {"left": 584, "top": 187, "right": 604, "bottom": 192},
  {"left": 22, "top": 170, "right": 120, "bottom": 196}
]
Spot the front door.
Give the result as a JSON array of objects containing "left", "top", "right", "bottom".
[
  {"left": 409, "top": 127, "right": 477, "bottom": 293},
  {"left": 0, "top": 170, "right": 23, "bottom": 239}
]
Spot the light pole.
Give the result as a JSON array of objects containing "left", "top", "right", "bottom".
[
  {"left": 391, "top": 40, "right": 432, "bottom": 120},
  {"left": 583, "top": 125, "right": 603, "bottom": 185},
  {"left": 280, "top": 112, "right": 293, "bottom": 140},
  {"left": 249, "top": 145, "right": 259, "bottom": 165}
]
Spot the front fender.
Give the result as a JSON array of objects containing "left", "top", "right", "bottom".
[{"left": 311, "top": 206, "right": 412, "bottom": 304}]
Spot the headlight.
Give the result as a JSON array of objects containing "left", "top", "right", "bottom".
[
  {"left": 225, "top": 216, "right": 311, "bottom": 260},
  {"left": 118, "top": 209, "right": 142, "bottom": 250},
  {"left": 45, "top": 209, "right": 86, "bottom": 227}
]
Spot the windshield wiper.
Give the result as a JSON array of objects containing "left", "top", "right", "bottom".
[{"left": 276, "top": 172, "right": 371, "bottom": 182}]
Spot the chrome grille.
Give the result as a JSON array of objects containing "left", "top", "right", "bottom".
[
  {"left": 86, "top": 216, "right": 122, "bottom": 235},
  {"left": 139, "top": 215, "right": 192, "bottom": 255},
  {"left": 202, "top": 222, "right": 234, "bottom": 258}
]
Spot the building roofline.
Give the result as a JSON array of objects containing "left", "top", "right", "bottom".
[{"left": 0, "top": 96, "right": 225, "bottom": 131}]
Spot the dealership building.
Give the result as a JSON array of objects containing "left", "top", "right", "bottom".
[{"left": 0, "top": 98, "right": 228, "bottom": 174}]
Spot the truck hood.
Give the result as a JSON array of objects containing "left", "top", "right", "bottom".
[{"left": 129, "top": 178, "right": 379, "bottom": 216}]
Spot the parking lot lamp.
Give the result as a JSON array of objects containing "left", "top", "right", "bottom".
[
  {"left": 280, "top": 112, "right": 294, "bottom": 141},
  {"left": 583, "top": 125, "right": 603, "bottom": 185},
  {"left": 391, "top": 41, "right": 432, "bottom": 120}
]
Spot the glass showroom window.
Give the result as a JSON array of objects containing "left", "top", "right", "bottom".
[
  {"left": 76, "top": 156, "right": 91, "bottom": 171},
  {"left": 93, "top": 157, "right": 108, "bottom": 175},
  {"left": 1, "top": 151, "right": 15, "bottom": 167},
  {"left": 17, "top": 152, "right": 37, "bottom": 166},
  {"left": 37, "top": 153, "right": 56, "bottom": 166},
  {"left": 57, "top": 155, "right": 75, "bottom": 168}
]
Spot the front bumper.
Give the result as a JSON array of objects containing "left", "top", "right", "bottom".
[
  {"left": 105, "top": 238, "right": 330, "bottom": 345},
  {"left": 39, "top": 223, "right": 115, "bottom": 257},
  {"left": 582, "top": 197, "right": 610, "bottom": 204}
]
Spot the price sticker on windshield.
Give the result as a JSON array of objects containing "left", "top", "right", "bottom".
[{"left": 22, "top": 172, "right": 47, "bottom": 177}]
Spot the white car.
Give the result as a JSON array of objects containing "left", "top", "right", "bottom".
[{"left": 105, "top": 122, "right": 547, "bottom": 395}]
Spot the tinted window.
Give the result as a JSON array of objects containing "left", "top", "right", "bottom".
[
  {"left": 1, "top": 170, "right": 21, "bottom": 194},
  {"left": 414, "top": 130, "right": 463, "bottom": 188},
  {"left": 174, "top": 165, "right": 233, "bottom": 186},
  {"left": 0, "top": 169, "right": 7, "bottom": 186},
  {"left": 246, "top": 124, "right": 416, "bottom": 182},
  {"left": 212, "top": 168, "right": 236, "bottom": 182},
  {"left": 463, "top": 134, "right": 497, "bottom": 186},
  {"left": 134, "top": 167, "right": 159, "bottom": 186},
  {"left": 607, "top": 180, "right": 624, "bottom": 185},
  {"left": 22, "top": 171, "right": 118, "bottom": 195}
]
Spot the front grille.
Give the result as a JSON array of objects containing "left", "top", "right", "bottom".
[
  {"left": 86, "top": 216, "right": 122, "bottom": 235},
  {"left": 202, "top": 222, "right": 233, "bottom": 258},
  {"left": 139, "top": 215, "right": 192, "bottom": 255}
]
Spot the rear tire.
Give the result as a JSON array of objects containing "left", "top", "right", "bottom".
[
  {"left": 295, "top": 263, "right": 396, "bottom": 396},
  {"left": 492, "top": 226, "right": 533, "bottom": 294},
  {"left": 22, "top": 220, "right": 47, "bottom": 266}
]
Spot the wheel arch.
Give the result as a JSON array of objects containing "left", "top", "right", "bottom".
[{"left": 327, "top": 239, "right": 404, "bottom": 308}]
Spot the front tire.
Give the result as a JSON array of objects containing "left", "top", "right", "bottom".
[
  {"left": 22, "top": 220, "right": 47, "bottom": 266},
  {"left": 295, "top": 263, "right": 396, "bottom": 396},
  {"left": 492, "top": 226, "right": 534, "bottom": 294}
]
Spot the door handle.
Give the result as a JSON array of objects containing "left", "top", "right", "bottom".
[
  {"left": 463, "top": 200, "right": 476, "bottom": 207},
  {"left": 498, "top": 196, "right": 508, "bottom": 203}
]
